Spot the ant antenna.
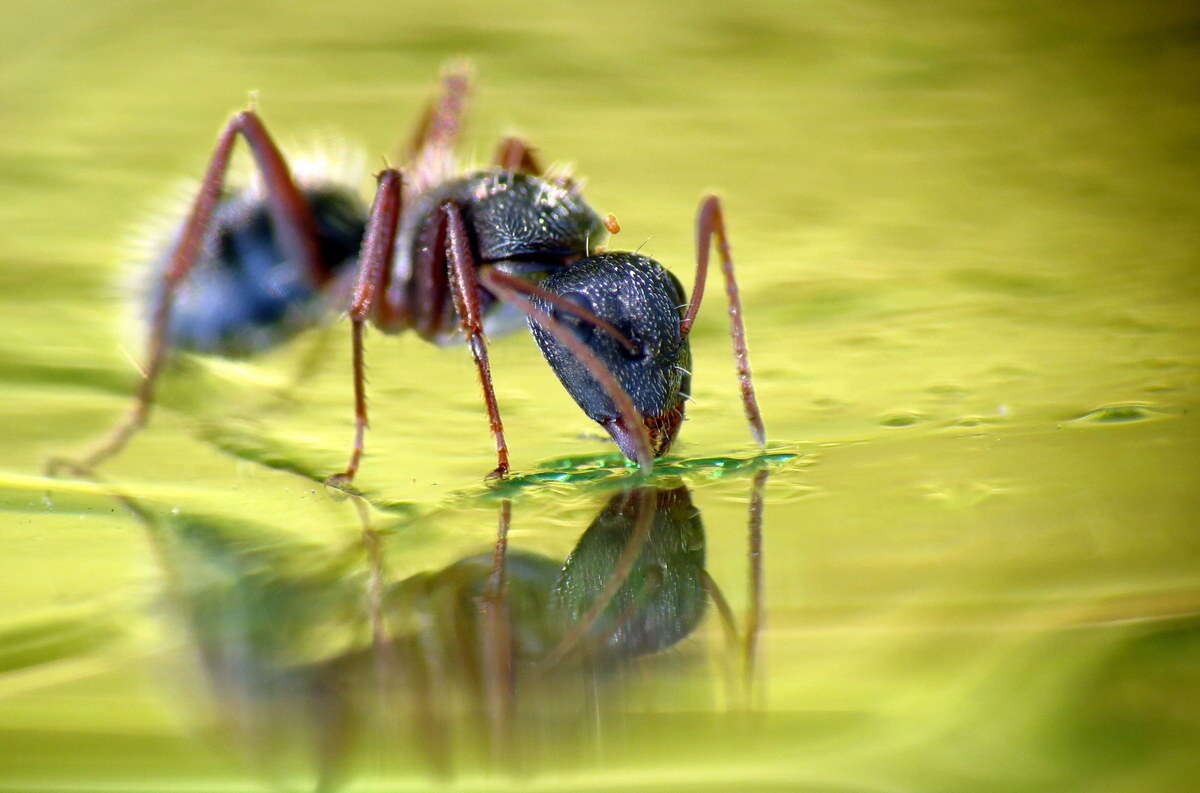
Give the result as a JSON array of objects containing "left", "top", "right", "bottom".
[{"left": 635, "top": 235, "right": 652, "bottom": 254}]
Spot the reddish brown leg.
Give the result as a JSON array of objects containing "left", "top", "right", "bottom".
[
  {"left": 492, "top": 136, "right": 543, "bottom": 174},
  {"left": 403, "top": 62, "right": 471, "bottom": 161},
  {"left": 441, "top": 203, "right": 511, "bottom": 479},
  {"left": 405, "top": 62, "right": 472, "bottom": 192},
  {"left": 679, "top": 195, "right": 766, "bottom": 447},
  {"left": 48, "top": 110, "right": 323, "bottom": 476},
  {"left": 326, "top": 169, "right": 404, "bottom": 490},
  {"left": 479, "top": 269, "right": 654, "bottom": 470}
]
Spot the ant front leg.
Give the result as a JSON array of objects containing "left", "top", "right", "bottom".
[
  {"left": 680, "top": 196, "right": 767, "bottom": 447},
  {"left": 327, "top": 169, "right": 404, "bottom": 490},
  {"left": 49, "top": 109, "right": 323, "bottom": 476},
  {"left": 440, "top": 203, "right": 511, "bottom": 479}
]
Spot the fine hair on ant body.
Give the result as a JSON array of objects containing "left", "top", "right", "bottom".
[{"left": 52, "top": 63, "right": 765, "bottom": 485}]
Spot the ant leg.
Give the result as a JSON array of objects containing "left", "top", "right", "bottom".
[
  {"left": 402, "top": 62, "right": 471, "bottom": 161},
  {"left": 492, "top": 136, "right": 543, "bottom": 175},
  {"left": 481, "top": 498, "right": 514, "bottom": 754},
  {"left": 479, "top": 269, "right": 654, "bottom": 470},
  {"left": 679, "top": 195, "right": 766, "bottom": 447},
  {"left": 441, "top": 203, "right": 512, "bottom": 479},
  {"left": 327, "top": 169, "right": 404, "bottom": 490},
  {"left": 48, "top": 110, "right": 323, "bottom": 476},
  {"left": 403, "top": 62, "right": 472, "bottom": 189}
]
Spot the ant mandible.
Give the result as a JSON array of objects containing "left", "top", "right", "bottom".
[{"left": 54, "top": 63, "right": 765, "bottom": 484}]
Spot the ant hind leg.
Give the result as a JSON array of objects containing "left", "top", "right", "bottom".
[{"left": 48, "top": 110, "right": 324, "bottom": 477}]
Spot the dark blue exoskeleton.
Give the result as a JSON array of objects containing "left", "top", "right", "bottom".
[{"left": 157, "top": 185, "right": 366, "bottom": 356}]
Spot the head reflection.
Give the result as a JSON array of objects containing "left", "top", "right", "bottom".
[{"left": 130, "top": 475, "right": 766, "bottom": 789}]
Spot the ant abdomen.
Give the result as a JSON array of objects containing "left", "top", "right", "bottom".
[
  {"left": 150, "top": 185, "right": 366, "bottom": 356},
  {"left": 529, "top": 252, "right": 692, "bottom": 458}
]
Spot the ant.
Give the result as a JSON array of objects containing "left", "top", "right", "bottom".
[{"left": 54, "top": 63, "right": 765, "bottom": 484}]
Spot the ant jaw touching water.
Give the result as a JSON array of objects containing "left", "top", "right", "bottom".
[{"left": 51, "top": 62, "right": 766, "bottom": 488}]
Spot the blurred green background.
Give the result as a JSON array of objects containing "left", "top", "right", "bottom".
[{"left": 1, "top": 1, "right": 1199, "bottom": 791}]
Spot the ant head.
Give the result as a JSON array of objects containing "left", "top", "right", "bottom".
[
  {"left": 463, "top": 172, "right": 608, "bottom": 261},
  {"left": 528, "top": 252, "right": 692, "bottom": 460}
]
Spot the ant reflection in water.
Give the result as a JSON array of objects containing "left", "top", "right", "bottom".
[{"left": 100, "top": 473, "right": 768, "bottom": 789}]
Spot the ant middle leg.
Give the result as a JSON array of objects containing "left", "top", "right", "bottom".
[
  {"left": 327, "top": 169, "right": 404, "bottom": 490},
  {"left": 679, "top": 195, "right": 767, "bottom": 447},
  {"left": 49, "top": 110, "right": 325, "bottom": 476}
]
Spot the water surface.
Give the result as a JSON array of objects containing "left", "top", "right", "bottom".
[{"left": 1, "top": 1, "right": 1198, "bottom": 791}]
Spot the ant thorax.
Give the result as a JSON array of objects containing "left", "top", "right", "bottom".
[{"left": 388, "top": 170, "right": 607, "bottom": 343}]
